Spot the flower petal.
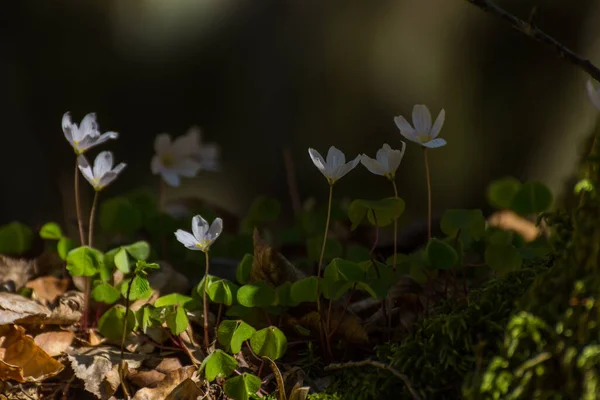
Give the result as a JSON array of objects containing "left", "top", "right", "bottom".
[
  {"left": 171, "top": 158, "right": 201, "bottom": 177},
  {"left": 79, "top": 113, "right": 100, "bottom": 141},
  {"left": 174, "top": 230, "right": 200, "bottom": 250},
  {"left": 326, "top": 146, "right": 346, "bottom": 169},
  {"left": 430, "top": 109, "right": 445, "bottom": 139},
  {"left": 62, "top": 112, "right": 75, "bottom": 145},
  {"left": 207, "top": 217, "right": 223, "bottom": 243},
  {"left": 154, "top": 134, "right": 172, "bottom": 155},
  {"left": 360, "top": 155, "right": 386, "bottom": 176},
  {"left": 93, "top": 151, "right": 113, "bottom": 179},
  {"left": 195, "top": 144, "right": 220, "bottom": 171},
  {"left": 586, "top": 80, "right": 600, "bottom": 110},
  {"left": 412, "top": 105, "right": 432, "bottom": 134},
  {"left": 308, "top": 148, "right": 330, "bottom": 178},
  {"left": 334, "top": 155, "right": 360, "bottom": 180},
  {"left": 192, "top": 215, "right": 209, "bottom": 241},
  {"left": 173, "top": 130, "right": 201, "bottom": 157},
  {"left": 394, "top": 116, "right": 418, "bottom": 143},
  {"left": 77, "top": 155, "right": 95, "bottom": 187},
  {"left": 422, "top": 138, "right": 447, "bottom": 149},
  {"left": 98, "top": 163, "right": 127, "bottom": 188},
  {"left": 161, "top": 171, "right": 181, "bottom": 187},
  {"left": 79, "top": 132, "right": 119, "bottom": 152},
  {"left": 150, "top": 155, "right": 162, "bottom": 174}
]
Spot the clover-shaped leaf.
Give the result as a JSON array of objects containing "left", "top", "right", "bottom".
[
  {"left": 440, "top": 209, "right": 486, "bottom": 243},
  {"left": 207, "top": 279, "right": 239, "bottom": 306},
  {"left": 510, "top": 181, "right": 553, "bottom": 216},
  {"left": 426, "top": 238, "right": 458, "bottom": 270},
  {"left": 217, "top": 320, "right": 256, "bottom": 354},
  {"left": 98, "top": 305, "right": 136, "bottom": 341},
  {"left": 250, "top": 326, "right": 287, "bottom": 361},
  {"left": 487, "top": 177, "right": 522, "bottom": 209},
  {"left": 66, "top": 246, "right": 104, "bottom": 277},
  {"left": 201, "top": 350, "right": 238, "bottom": 382},
  {"left": 0, "top": 222, "right": 34, "bottom": 256},
  {"left": 290, "top": 277, "right": 319, "bottom": 305},
  {"left": 236, "top": 254, "right": 254, "bottom": 285},
  {"left": 39, "top": 222, "right": 63, "bottom": 240},
  {"left": 348, "top": 197, "right": 405, "bottom": 230},
  {"left": 154, "top": 293, "right": 194, "bottom": 308},
  {"left": 485, "top": 243, "right": 522, "bottom": 276},
  {"left": 166, "top": 305, "right": 189, "bottom": 335},
  {"left": 223, "top": 373, "right": 262, "bottom": 400},
  {"left": 237, "top": 282, "right": 276, "bottom": 308},
  {"left": 91, "top": 282, "right": 121, "bottom": 304}
]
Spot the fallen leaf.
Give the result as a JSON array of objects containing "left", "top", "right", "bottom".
[
  {"left": 26, "top": 276, "right": 70, "bottom": 305},
  {"left": 289, "top": 382, "right": 310, "bottom": 400},
  {"left": 132, "top": 366, "right": 197, "bottom": 400},
  {"left": 165, "top": 378, "right": 203, "bottom": 400},
  {"left": 128, "top": 369, "right": 166, "bottom": 388},
  {"left": 34, "top": 330, "right": 74, "bottom": 357},
  {"left": 0, "top": 325, "right": 64, "bottom": 382},
  {"left": 0, "top": 292, "right": 50, "bottom": 325},
  {"left": 154, "top": 358, "right": 183, "bottom": 375}
]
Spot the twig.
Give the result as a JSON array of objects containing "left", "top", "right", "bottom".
[
  {"left": 324, "top": 360, "right": 422, "bottom": 400},
  {"left": 464, "top": 0, "right": 600, "bottom": 81}
]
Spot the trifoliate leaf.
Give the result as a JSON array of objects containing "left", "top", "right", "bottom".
[
  {"left": 66, "top": 246, "right": 104, "bottom": 277},
  {"left": 485, "top": 243, "right": 522, "bottom": 276},
  {"left": 97, "top": 305, "right": 136, "bottom": 341},
  {"left": 275, "top": 282, "right": 292, "bottom": 307},
  {"left": 217, "top": 320, "right": 256, "bottom": 354},
  {"left": 510, "top": 181, "right": 553, "bottom": 216},
  {"left": 347, "top": 197, "right": 405, "bottom": 230},
  {"left": 223, "top": 373, "right": 262, "bottom": 400},
  {"left": 236, "top": 254, "right": 254, "bottom": 285},
  {"left": 440, "top": 209, "right": 486, "bottom": 243},
  {"left": 426, "top": 238, "right": 458, "bottom": 270},
  {"left": 121, "top": 275, "right": 152, "bottom": 301},
  {"left": 487, "top": 177, "right": 522, "bottom": 209},
  {"left": 166, "top": 305, "right": 189, "bottom": 335},
  {"left": 154, "top": 293, "right": 194, "bottom": 308},
  {"left": 237, "top": 282, "right": 276, "bottom": 308},
  {"left": 250, "top": 326, "right": 287, "bottom": 360},
  {"left": 201, "top": 350, "right": 237, "bottom": 382},
  {"left": 290, "top": 277, "right": 319, "bottom": 305},
  {"left": 57, "top": 237, "right": 75, "bottom": 261},
  {"left": 123, "top": 241, "right": 150, "bottom": 261},
  {"left": 91, "top": 282, "right": 121, "bottom": 304},
  {"left": 39, "top": 222, "right": 63, "bottom": 240},
  {"left": 207, "top": 279, "right": 239, "bottom": 306},
  {"left": 0, "top": 222, "right": 34, "bottom": 256},
  {"left": 114, "top": 248, "right": 131, "bottom": 274}
]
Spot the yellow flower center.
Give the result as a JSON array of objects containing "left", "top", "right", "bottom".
[
  {"left": 195, "top": 239, "right": 211, "bottom": 250},
  {"left": 160, "top": 153, "right": 176, "bottom": 168}
]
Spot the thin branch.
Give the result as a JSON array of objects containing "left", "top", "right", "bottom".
[
  {"left": 324, "top": 360, "right": 422, "bottom": 400},
  {"left": 465, "top": 0, "right": 600, "bottom": 82}
]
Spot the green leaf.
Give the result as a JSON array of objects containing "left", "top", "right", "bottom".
[
  {"left": 275, "top": 282, "right": 292, "bottom": 307},
  {"left": 114, "top": 248, "right": 131, "bottom": 274},
  {"left": 202, "top": 350, "right": 237, "bottom": 382},
  {"left": 487, "top": 177, "right": 522, "bottom": 209},
  {"left": 98, "top": 305, "right": 136, "bottom": 341},
  {"left": 166, "top": 305, "right": 189, "bottom": 335},
  {"left": 236, "top": 254, "right": 254, "bottom": 285},
  {"left": 247, "top": 196, "right": 281, "bottom": 224},
  {"left": 322, "top": 258, "right": 365, "bottom": 300},
  {"left": 510, "top": 181, "right": 553, "bottom": 216},
  {"left": 0, "top": 222, "right": 34, "bottom": 256},
  {"left": 484, "top": 243, "right": 523, "bottom": 276},
  {"left": 306, "top": 236, "right": 343, "bottom": 262},
  {"left": 426, "top": 238, "right": 458, "bottom": 270},
  {"left": 124, "top": 241, "right": 150, "bottom": 261},
  {"left": 237, "top": 282, "right": 276, "bottom": 308},
  {"left": 91, "top": 282, "right": 121, "bottom": 304},
  {"left": 250, "top": 326, "right": 288, "bottom": 360},
  {"left": 358, "top": 261, "right": 395, "bottom": 300},
  {"left": 39, "top": 222, "right": 63, "bottom": 240},
  {"left": 574, "top": 178, "right": 594, "bottom": 194},
  {"left": 440, "top": 209, "right": 486, "bottom": 243},
  {"left": 345, "top": 245, "right": 371, "bottom": 262},
  {"left": 99, "top": 197, "right": 142, "bottom": 235},
  {"left": 66, "top": 246, "right": 104, "bottom": 277},
  {"left": 290, "top": 276, "right": 319, "bottom": 305},
  {"left": 154, "top": 293, "right": 194, "bottom": 308},
  {"left": 207, "top": 279, "right": 239, "bottom": 306},
  {"left": 347, "top": 198, "right": 405, "bottom": 230},
  {"left": 135, "top": 306, "right": 155, "bottom": 334},
  {"left": 126, "top": 189, "right": 158, "bottom": 226},
  {"left": 223, "top": 373, "right": 262, "bottom": 400},
  {"left": 121, "top": 275, "right": 152, "bottom": 301},
  {"left": 57, "top": 237, "right": 75, "bottom": 261},
  {"left": 217, "top": 320, "right": 256, "bottom": 354},
  {"left": 135, "top": 260, "right": 160, "bottom": 272}
]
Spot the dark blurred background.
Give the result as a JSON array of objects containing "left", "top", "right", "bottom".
[{"left": 2, "top": 0, "right": 600, "bottom": 236}]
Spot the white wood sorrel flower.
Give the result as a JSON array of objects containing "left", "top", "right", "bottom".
[
  {"left": 175, "top": 215, "right": 223, "bottom": 252},
  {"left": 586, "top": 80, "right": 600, "bottom": 110},
  {"left": 151, "top": 128, "right": 215, "bottom": 187},
  {"left": 78, "top": 151, "right": 127, "bottom": 191},
  {"left": 62, "top": 112, "right": 119, "bottom": 155},
  {"left": 361, "top": 142, "right": 406, "bottom": 179},
  {"left": 186, "top": 126, "right": 221, "bottom": 171},
  {"left": 308, "top": 146, "right": 360, "bottom": 185},
  {"left": 394, "top": 104, "right": 446, "bottom": 148}
]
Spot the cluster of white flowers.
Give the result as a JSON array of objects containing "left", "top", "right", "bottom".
[{"left": 308, "top": 104, "right": 446, "bottom": 184}]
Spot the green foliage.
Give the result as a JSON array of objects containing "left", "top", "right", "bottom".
[
  {"left": 99, "top": 196, "right": 143, "bottom": 235},
  {"left": 510, "top": 181, "right": 553, "bottom": 216},
  {"left": 487, "top": 177, "right": 522, "bottom": 209},
  {"left": 242, "top": 196, "right": 282, "bottom": 231},
  {"left": 166, "top": 305, "right": 189, "bottom": 335},
  {"left": 98, "top": 305, "right": 136, "bottom": 341},
  {"left": 306, "top": 235, "right": 343, "bottom": 262},
  {"left": 236, "top": 254, "right": 254, "bottom": 285},
  {"left": 0, "top": 222, "right": 33, "bottom": 255},
  {"left": 39, "top": 222, "right": 63, "bottom": 240},
  {"left": 66, "top": 246, "right": 104, "bottom": 277},
  {"left": 426, "top": 238, "right": 458, "bottom": 270},
  {"left": 347, "top": 197, "right": 405, "bottom": 230},
  {"left": 217, "top": 320, "right": 256, "bottom": 353},
  {"left": 154, "top": 293, "right": 194, "bottom": 308},
  {"left": 224, "top": 373, "right": 262, "bottom": 400},
  {"left": 201, "top": 349, "right": 238, "bottom": 382},
  {"left": 92, "top": 282, "right": 121, "bottom": 304},
  {"left": 440, "top": 209, "right": 486, "bottom": 244},
  {"left": 250, "top": 326, "right": 288, "bottom": 360},
  {"left": 57, "top": 237, "right": 76, "bottom": 260},
  {"left": 290, "top": 276, "right": 319, "bottom": 305},
  {"left": 207, "top": 278, "right": 239, "bottom": 306},
  {"left": 484, "top": 243, "right": 523, "bottom": 276},
  {"left": 237, "top": 282, "right": 276, "bottom": 308}
]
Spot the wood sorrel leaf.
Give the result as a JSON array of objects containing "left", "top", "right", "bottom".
[
  {"left": 237, "top": 282, "right": 276, "bottom": 308},
  {"left": 114, "top": 247, "right": 131, "bottom": 274},
  {"left": 0, "top": 222, "right": 33, "bottom": 256},
  {"left": 217, "top": 320, "right": 256, "bottom": 354},
  {"left": 426, "top": 238, "right": 459, "bottom": 270},
  {"left": 201, "top": 349, "right": 237, "bottom": 382},
  {"left": 39, "top": 222, "right": 63, "bottom": 240},
  {"left": 223, "top": 373, "right": 262, "bottom": 400},
  {"left": 154, "top": 293, "right": 194, "bottom": 308},
  {"left": 510, "top": 181, "right": 553, "bottom": 216},
  {"left": 66, "top": 246, "right": 104, "bottom": 277},
  {"left": 166, "top": 305, "right": 188, "bottom": 335},
  {"left": 123, "top": 241, "right": 150, "bottom": 261},
  {"left": 485, "top": 243, "right": 523, "bottom": 276},
  {"left": 236, "top": 254, "right": 254, "bottom": 285},
  {"left": 91, "top": 282, "right": 121, "bottom": 304},
  {"left": 207, "top": 279, "right": 239, "bottom": 306},
  {"left": 487, "top": 176, "right": 522, "bottom": 209},
  {"left": 98, "top": 305, "right": 135, "bottom": 341},
  {"left": 250, "top": 326, "right": 287, "bottom": 361},
  {"left": 57, "top": 237, "right": 75, "bottom": 261},
  {"left": 290, "top": 276, "right": 319, "bottom": 305},
  {"left": 347, "top": 197, "right": 405, "bottom": 230},
  {"left": 440, "top": 209, "right": 486, "bottom": 243}
]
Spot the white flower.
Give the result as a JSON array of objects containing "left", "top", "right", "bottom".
[
  {"left": 586, "top": 80, "right": 600, "bottom": 110},
  {"left": 308, "top": 146, "right": 360, "bottom": 185},
  {"left": 185, "top": 126, "right": 221, "bottom": 171},
  {"left": 361, "top": 142, "right": 406, "bottom": 179},
  {"left": 62, "top": 112, "right": 119, "bottom": 155},
  {"left": 151, "top": 131, "right": 203, "bottom": 187},
  {"left": 394, "top": 105, "right": 446, "bottom": 148},
  {"left": 78, "top": 151, "right": 127, "bottom": 191},
  {"left": 175, "top": 215, "right": 223, "bottom": 252}
]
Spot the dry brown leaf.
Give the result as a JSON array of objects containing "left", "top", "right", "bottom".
[
  {"left": 0, "top": 324, "right": 64, "bottom": 382},
  {"left": 0, "top": 292, "right": 50, "bottom": 325},
  {"left": 154, "top": 358, "right": 183, "bottom": 375},
  {"left": 89, "top": 329, "right": 105, "bottom": 346},
  {"left": 25, "top": 276, "right": 70, "bottom": 305},
  {"left": 128, "top": 369, "right": 166, "bottom": 388},
  {"left": 132, "top": 366, "right": 197, "bottom": 400},
  {"left": 67, "top": 346, "right": 146, "bottom": 398},
  {"left": 34, "top": 330, "right": 74, "bottom": 357},
  {"left": 165, "top": 378, "right": 203, "bottom": 400},
  {"left": 100, "top": 363, "right": 122, "bottom": 400},
  {"left": 251, "top": 229, "right": 305, "bottom": 286},
  {"left": 289, "top": 382, "right": 310, "bottom": 400}
]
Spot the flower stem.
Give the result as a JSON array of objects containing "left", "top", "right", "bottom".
[
  {"left": 203, "top": 251, "right": 211, "bottom": 350},
  {"left": 316, "top": 184, "right": 333, "bottom": 313},
  {"left": 423, "top": 148, "right": 432, "bottom": 241},
  {"left": 74, "top": 158, "right": 86, "bottom": 246},
  {"left": 88, "top": 191, "right": 99, "bottom": 248},
  {"left": 391, "top": 179, "right": 399, "bottom": 271},
  {"left": 119, "top": 277, "right": 134, "bottom": 399}
]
